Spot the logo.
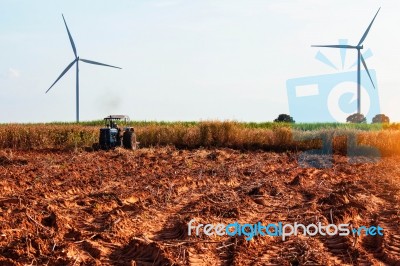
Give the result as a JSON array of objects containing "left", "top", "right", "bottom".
[
  {"left": 286, "top": 40, "right": 381, "bottom": 168},
  {"left": 188, "top": 219, "right": 384, "bottom": 241},
  {"left": 287, "top": 41, "right": 380, "bottom": 123}
]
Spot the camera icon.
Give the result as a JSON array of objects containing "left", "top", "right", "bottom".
[
  {"left": 286, "top": 70, "right": 380, "bottom": 123},
  {"left": 286, "top": 47, "right": 381, "bottom": 168}
]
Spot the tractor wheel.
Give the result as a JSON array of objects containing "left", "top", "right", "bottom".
[
  {"left": 123, "top": 130, "right": 137, "bottom": 149},
  {"left": 92, "top": 143, "right": 100, "bottom": 151}
]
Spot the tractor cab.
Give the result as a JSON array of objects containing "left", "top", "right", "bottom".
[
  {"left": 99, "top": 115, "right": 137, "bottom": 150},
  {"left": 104, "top": 115, "right": 129, "bottom": 129}
]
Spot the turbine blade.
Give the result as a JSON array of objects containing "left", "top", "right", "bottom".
[
  {"left": 311, "top": 45, "right": 357, "bottom": 49},
  {"left": 339, "top": 39, "right": 348, "bottom": 69},
  {"left": 358, "top": 7, "right": 381, "bottom": 46},
  {"left": 360, "top": 55, "right": 375, "bottom": 89},
  {"left": 62, "top": 14, "right": 78, "bottom": 58},
  {"left": 349, "top": 48, "right": 373, "bottom": 69},
  {"left": 315, "top": 51, "right": 338, "bottom": 70},
  {"left": 80, "top": 58, "right": 122, "bottom": 69},
  {"left": 45, "top": 59, "right": 77, "bottom": 93}
]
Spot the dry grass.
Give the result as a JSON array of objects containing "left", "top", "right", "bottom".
[{"left": 0, "top": 121, "right": 400, "bottom": 155}]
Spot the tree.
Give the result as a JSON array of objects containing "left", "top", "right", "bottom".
[
  {"left": 274, "top": 114, "right": 295, "bottom": 123},
  {"left": 372, "top": 114, "right": 390, "bottom": 124},
  {"left": 346, "top": 113, "right": 366, "bottom": 123}
]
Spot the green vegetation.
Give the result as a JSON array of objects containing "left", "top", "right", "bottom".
[
  {"left": 346, "top": 113, "right": 367, "bottom": 124},
  {"left": 372, "top": 114, "right": 390, "bottom": 124},
  {"left": 274, "top": 114, "right": 295, "bottom": 123}
]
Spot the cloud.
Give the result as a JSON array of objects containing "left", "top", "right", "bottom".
[{"left": 7, "top": 68, "right": 21, "bottom": 79}]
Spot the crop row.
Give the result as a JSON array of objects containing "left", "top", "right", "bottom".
[{"left": 0, "top": 121, "right": 399, "bottom": 155}]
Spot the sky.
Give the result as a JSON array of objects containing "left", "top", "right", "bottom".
[{"left": 0, "top": 0, "right": 399, "bottom": 123}]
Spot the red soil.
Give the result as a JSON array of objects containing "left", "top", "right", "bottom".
[{"left": 0, "top": 148, "right": 399, "bottom": 265}]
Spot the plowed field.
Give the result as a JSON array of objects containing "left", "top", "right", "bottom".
[{"left": 1, "top": 148, "right": 399, "bottom": 265}]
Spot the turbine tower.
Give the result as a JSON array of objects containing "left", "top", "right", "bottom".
[
  {"left": 312, "top": 8, "right": 380, "bottom": 115},
  {"left": 46, "top": 14, "right": 121, "bottom": 122}
]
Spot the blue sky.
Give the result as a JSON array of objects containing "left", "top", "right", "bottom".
[{"left": 0, "top": 0, "right": 398, "bottom": 122}]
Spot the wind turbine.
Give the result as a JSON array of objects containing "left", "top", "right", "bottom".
[
  {"left": 312, "top": 8, "right": 380, "bottom": 115},
  {"left": 46, "top": 14, "right": 121, "bottom": 122}
]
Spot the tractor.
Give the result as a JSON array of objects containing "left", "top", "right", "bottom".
[{"left": 98, "top": 115, "right": 138, "bottom": 150}]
